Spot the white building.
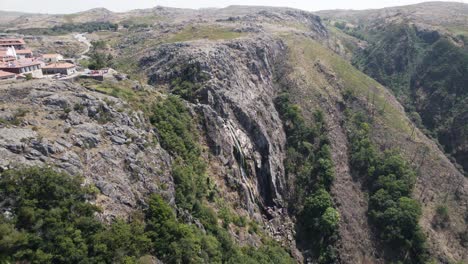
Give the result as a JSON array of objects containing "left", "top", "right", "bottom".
[
  {"left": 42, "top": 63, "right": 76, "bottom": 76},
  {"left": 0, "top": 59, "right": 43, "bottom": 78},
  {"left": 42, "top": 54, "right": 64, "bottom": 63}
]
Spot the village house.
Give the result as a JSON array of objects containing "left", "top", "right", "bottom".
[
  {"left": 1, "top": 46, "right": 33, "bottom": 61},
  {"left": 42, "top": 62, "right": 76, "bottom": 76},
  {"left": 41, "top": 53, "right": 64, "bottom": 63},
  {"left": 15, "top": 49, "right": 33, "bottom": 59},
  {"left": 0, "top": 38, "right": 26, "bottom": 50},
  {"left": 0, "top": 48, "right": 16, "bottom": 62},
  {"left": 0, "top": 70, "right": 16, "bottom": 81},
  {"left": 0, "top": 59, "right": 43, "bottom": 78}
]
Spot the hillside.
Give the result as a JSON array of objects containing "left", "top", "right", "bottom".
[
  {"left": 318, "top": 1, "right": 468, "bottom": 174},
  {"left": 0, "top": 2, "right": 467, "bottom": 264}
]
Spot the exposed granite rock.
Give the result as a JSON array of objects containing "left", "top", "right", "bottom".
[
  {"left": 141, "top": 35, "right": 303, "bottom": 256},
  {"left": 0, "top": 80, "right": 173, "bottom": 221}
]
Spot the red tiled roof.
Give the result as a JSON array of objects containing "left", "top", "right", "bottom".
[
  {"left": 42, "top": 63, "right": 75, "bottom": 69},
  {"left": 0, "top": 38, "right": 26, "bottom": 45},
  {"left": 0, "top": 59, "right": 42, "bottom": 69},
  {"left": 0, "top": 70, "right": 15, "bottom": 78},
  {"left": 42, "top": 53, "right": 62, "bottom": 58},
  {"left": 15, "top": 49, "right": 33, "bottom": 55},
  {"left": 0, "top": 48, "right": 32, "bottom": 57}
]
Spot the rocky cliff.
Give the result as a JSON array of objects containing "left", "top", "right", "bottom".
[{"left": 0, "top": 80, "right": 173, "bottom": 220}]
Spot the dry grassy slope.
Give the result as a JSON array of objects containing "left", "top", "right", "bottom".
[
  {"left": 317, "top": 1, "right": 468, "bottom": 36},
  {"left": 281, "top": 34, "right": 467, "bottom": 263},
  {"left": 0, "top": 8, "right": 119, "bottom": 30}
]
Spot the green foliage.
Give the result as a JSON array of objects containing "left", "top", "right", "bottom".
[
  {"left": 145, "top": 194, "right": 206, "bottom": 263},
  {"left": 351, "top": 22, "right": 468, "bottom": 173},
  {"left": 230, "top": 242, "right": 296, "bottom": 264},
  {"left": 303, "top": 189, "right": 340, "bottom": 237},
  {"left": 144, "top": 195, "right": 294, "bottom": 264},
  {"left": 149, "top": 95, "right": 207, "bottom": 210},
  {"left": 168, "top": 63, "right": 209, "bottom": 101},
  {"left": 91, "top": 220, "right": 151, "bottom": 263},
  {"left": 334, "top": 21, "right": 346, "bottom": 30},
  {"left": 10, "top": 22, "right": 118, "bottom": 36},
  {"left": 0, "top": 167, "right": 148, "bottom": 263},
  {"left": 88, "top": 55, "right": 113, "bottom": 70},
  {"left": 275, "top": 93, "right": 339, "bottom": 263},
  {"left": 86, "top": 40, "right": 114, "bottom": 70},
  {"left": 0, "top": 167, "right": 294, "bottom": 264},
  {"left": 347, "top": 113, "right": 428, "bottom": 263},
  {"left": 303, "top": 189, "right": 333, "bottom": 221},
  {"left": 150, "top": 96, "right": 199, "bottom": 159},
  {"left": 320, "top": 208, "right": 341, "bottom": 235},
  {"left": 148, "top": 95, "right": 294, "bottom": 262}
]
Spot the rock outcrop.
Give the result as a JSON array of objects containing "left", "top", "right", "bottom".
[{"left": 0, "top": 80, "right": 173, "bottom": 220}]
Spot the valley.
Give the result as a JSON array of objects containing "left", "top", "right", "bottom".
[{"left": 0, "top": 2, "right": 466, "bottom": 264}]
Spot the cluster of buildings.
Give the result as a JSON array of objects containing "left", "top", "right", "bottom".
[{"left": 0, "top": 38, "right": 77, "bottom": 81}]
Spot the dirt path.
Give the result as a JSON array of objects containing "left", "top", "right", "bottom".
[{"left": 74, "top": 33, "right": 91, "bottom": 60}]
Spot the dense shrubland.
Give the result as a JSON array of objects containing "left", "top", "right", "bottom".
[
  {"left": 8, "top": 22, "right": 118, "bottom": 35},
  {"left": 83, "top": 40, "right": 114, "bottom": 70},
  {"left": 275, "top": 93, "right": 339, "bottom": 263},
  {"left": 0, "top": 167, "right": 149, "bottom": 263},
  {"left": 350, "top": 23, "right": 468, "bottom": 173},
  {"left": 345, "top": 109, "right": 429, "bottom": 263}
]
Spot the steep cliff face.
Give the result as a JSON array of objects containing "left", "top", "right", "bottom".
[
  {"left": 142, "top": 37, "right": 287, "bottom": 208},
  {"left": 138, "top": 36, "right": 306, "bottom": 257}
]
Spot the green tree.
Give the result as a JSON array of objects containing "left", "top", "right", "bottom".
[{"left": 320, "top": 207, "right": 340, "bottom": 235}]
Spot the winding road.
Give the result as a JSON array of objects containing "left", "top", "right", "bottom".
[{"left": 74, "top": 33, "right": 91, "bottom": 60}]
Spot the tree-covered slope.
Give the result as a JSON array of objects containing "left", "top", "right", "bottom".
[
  {"left": 320, "top": 2, "right": 468, "bottom": 173},
  {"left": 280, "top": 34, "right": 467, "bottom": 263}
]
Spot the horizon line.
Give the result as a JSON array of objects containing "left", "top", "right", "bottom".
[{"left": 0, "top": 1, "right": 467, "bottom": 15}]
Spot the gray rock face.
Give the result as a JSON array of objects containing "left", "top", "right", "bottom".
[
  {"left": 0, "top": 80, "right": 173, "bottom": 220},
  {"left": 143, "top": 37, "right": 288, "bottom": 209},
  {"left": 140, "top": 34, "right": 308, "bottom": 253},
  {"left": 136, "top": 12, "right": 327, "bottom": 254}
]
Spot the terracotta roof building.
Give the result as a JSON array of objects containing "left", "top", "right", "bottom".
[
  {"left": 0, "top": 70, "right": 16, "bottom": 81},
  {"left": 15, "top": 49, "right": 33, "bottom": 58},
  {"left": 0, "top": 38, "right": 26, "bottom": 50},
  {"left": 0, "top": 59, "right": 43, "bottom": 78},
  {"left": 42, "top": 62, "right": 76, "bottom": 76},
  {"left": 41, "top": 53, "right": 64, "bottom": 63},
  {"left": 0, "top": 49, "right": 16, "bottom": 62}
]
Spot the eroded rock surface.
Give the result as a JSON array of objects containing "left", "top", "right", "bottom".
[{"left": 0, "top": 80, "right": 173, "bottom": 220}]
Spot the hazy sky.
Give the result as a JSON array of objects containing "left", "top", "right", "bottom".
[{"left": 1, "top": 0, "right": 467, "bottom": 14}]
